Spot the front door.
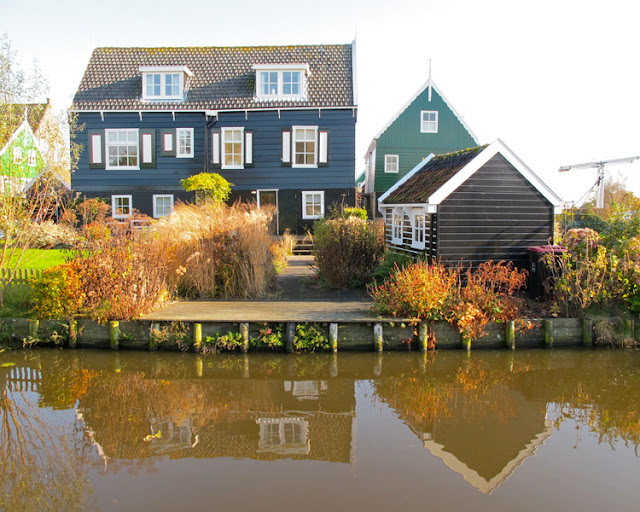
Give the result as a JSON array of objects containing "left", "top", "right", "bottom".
[{"left": 257, "top": 189, "right": 279, "bottom": 235}]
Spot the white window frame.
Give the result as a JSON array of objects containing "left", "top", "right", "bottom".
[
  {"left": 391, "top": 208, "right": 404, "bottom": 244},
  {"left": 221, "top": 127, "right": 244, "bottom": 169},
  {"left": 385, "top": 154, "right": 399, "bottom": 173},
  {"left": 292, "top": 126, "right": 318, "bottom": 168},
  {"left": 13, "top": 147, "right": 22, "bottom": 165},
  {"left": 410, "top": 209, "right": 426, "bottom": 249},
  {"left": 421, "top": 110, "right": 439, "bottom": 133},
  {"left": 253, "top": 64, "right": 309, "bottom": 101},
  {"left": 112, "top": 195, "right": 133, "bottom": 219},
  {"left": 302, "top": 191, "right": 324, "bottom": 220},
  {"left": 105, "top": 129, "right": 139, "bottom": 170},
  {"left": 153, "top": 194, "right": 174, "bottom": 218},
  {"left": 176, "top": 128, "right": 194, "bottom": 158},
  {"left": 28, "top": 149, "right": 37, "bottom": 167},
  {"left": 141, "top": 72, "right": 184, "bottom": 101}
]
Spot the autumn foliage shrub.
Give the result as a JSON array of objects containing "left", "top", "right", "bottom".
[
  {"left": 313, "top": 216, "right": 384, "bottom": 288},
  {"left": 370, "top": 260, "right": 528, "bottom": 340},
  {"left": 30, "top": 263, "right": 85, "bottom": 319}
]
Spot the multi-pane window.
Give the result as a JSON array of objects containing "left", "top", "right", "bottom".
[
  {"left": 13, "top": 147, "right": 22, "bottom": 164},
  {"left": 421, "top": 110, "right": 438, "bottom": 133},
  {"left": 412, "top": 212, "right": 425, "bottom": 249},
  {"left": 153, "top": 195, "right": 174, "bottom": 218},
  {"left": 255, "top": 67, "right": 306, "bottom": 99},
  {"left": 293, "top": 127, "right": 317, "bottom": 166},
  {"left": 282, "top": 71, "right": 301, "bottom": 95},
  {"left": 28, "top": 149, "right": 36, "bottom": 167},
  {"left": 261, "top": 71, "right": 279, "bottom": 96},
  {"left": 385, "top": 154, "right": 399, "bottom": 173},
  {"left": 222, "top": 128, "right": 243, "bottom": 168},
  {"left": 112, "top": 195, "right": 132, "bottom": 219},
  {"left": 392, "top": 208, "right": 403, "bottom": 244},
  {"left": 176, "top": 128, "right": 193, "bottom": 158},
  {"left": 144, "top": 72, "right": 183, "bottom": 100},
  {"left": 106, "top": 129, "right": 139, "bottom": 169},
  {"left": 302, "top": 191, "right": 324, "bottom": 220}
]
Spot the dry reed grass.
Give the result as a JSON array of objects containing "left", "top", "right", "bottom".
[{"left": 149, "top": 202, "right": 276, "bottom": 299}]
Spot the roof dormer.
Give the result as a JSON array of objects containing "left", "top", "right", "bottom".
[
  {"left": 252, "top": 63, "right": 310, "bottom": 101},
  {"left": 139, "top": 65, "right": 192, "bottom": 102}
]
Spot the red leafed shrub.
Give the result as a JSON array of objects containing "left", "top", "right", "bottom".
[{"left": 370, "top": 260, "right": 528, "bottom": 341}]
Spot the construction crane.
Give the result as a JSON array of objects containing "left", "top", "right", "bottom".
[{"left": 559, "top": 156, "right": 640, "bottom": 208}]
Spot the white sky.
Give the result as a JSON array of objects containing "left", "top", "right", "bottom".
[{"left": 2, "top": 0, "right": 639, "bottom": 204}]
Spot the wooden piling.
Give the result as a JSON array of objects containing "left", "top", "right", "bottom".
[
  {"left": 544, "top": 319, "right": 553, "bottom": 348},
  {"left": 624, "top": 318, "right": 634, "bottom": 341},
  {"left": 110, "top": 321, "right": 120, "bottom": 350},
  {"left": 28, "top": 319, "right": 39, "bottom": 340},
  {"left": 373, "top": 323, "right": 383, "bottom": 352},
  {"left": 68, "top": 320, "right": 77, "bottom": 348},
  {"left": 240, "top": 323, "right": 250, "bottom": 353},
  {"left": 149, "top": 322, "right": 159, "bottom": 351},
  {"left": 193, "top": 323, "right": 202, "bottom": 352},
  {"left": 506, "top": 321, "right": 515, "bottom": 350},
  {"left": 583, "top": 318, "right": 593, "bottom": 346},
  {"left": 462, "top": 335, "right": 471, "bottom": 352},
  {"left": 286, "top": 323, "right": 295, "bottom": 353},
  {"left": 418, "top": 323, "right": 429, "bottom": 352},
  {"left": 329, "top": 323, "right": 338, "bottom": 353}
]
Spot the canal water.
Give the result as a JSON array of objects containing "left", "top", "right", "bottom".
[{"left": 1, "top": 348, "right": 639, "bottom": 511}]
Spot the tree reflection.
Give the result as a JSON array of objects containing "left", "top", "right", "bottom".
[{"left": 0, "top": 369, "right": 98, "bottom": 511}]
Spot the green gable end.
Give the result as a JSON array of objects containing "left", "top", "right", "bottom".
[
  {"left": 0, "top": 124, "right": 44, "bottom": 181},
  {"left": 373, "top": 82, "right": 478, "bottom": 194}
]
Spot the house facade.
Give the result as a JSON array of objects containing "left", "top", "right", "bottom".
[
  {"left": 71, "top": 45, "right": 357, "bottom": 233},
  {"left": 0, "top": 102, "right": 52, "bottom": 190},
  {"left": 378, "top": 140, "right": 563, "bottom": 269},
  {"left": 363, "top": 77, "right": 478, "bottom": 216}
]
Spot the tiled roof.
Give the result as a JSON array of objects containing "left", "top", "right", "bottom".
[
  {"left": 72, "top": 45, "right": 354, "bottom": 111},
  {"left": 0, "top": 102, "right": 49, "bottom": 149},
  {"left": 383, "top": 145, "right": 488, "bottom": 204}
]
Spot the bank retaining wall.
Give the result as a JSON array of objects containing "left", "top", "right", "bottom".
[{"left": 1, "top": 316, "right": 632, "bottom": 352}]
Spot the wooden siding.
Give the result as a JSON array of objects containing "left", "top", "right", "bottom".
[
  {"left": 436, "top": 153, "right": 553, "bottom": 268},
  {"left": 73, "top": 112, "right": 207, "bottom": 193},
  {"left": 383, "top": 207, "right": 436, "bottom": 260},
  {"left": 373, "top": 86, "right": 476, "bottom": 193},
  {"left": 213, "top": 109, "right": 355, "bottom": 191}
]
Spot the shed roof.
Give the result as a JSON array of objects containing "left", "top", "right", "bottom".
[
  {"left": 383, "top": 146, "right": 487, "bottom": 204},
  {"left": 72, "top": 45, "right": 355, "bottom": 112},
  {"left": 379, "top": 139, "right": 564, "bottom": 212}
]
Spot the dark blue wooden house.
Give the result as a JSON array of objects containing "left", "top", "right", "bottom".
[{"left": 71, "top": 44, "right": 357, "bottom": 233}]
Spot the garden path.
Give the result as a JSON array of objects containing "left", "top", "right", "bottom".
[{"left": 143, "top": 255, "right": 376, "bottom": 323}]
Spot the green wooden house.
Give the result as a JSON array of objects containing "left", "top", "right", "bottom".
[
  {"left": 363, "top": 77, "right": 478, "bottom": 216},
  {"left": 0, "top": 103, "right": 50, "bottom": 191}
]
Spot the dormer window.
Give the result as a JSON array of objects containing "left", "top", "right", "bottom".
[
  {"left": 140, "top": 66, "right": 192, "bottom": 101},
  {"left": 252, "top": 64, "right": 309, "bottom": 100}
]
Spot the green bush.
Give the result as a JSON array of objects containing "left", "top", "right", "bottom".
[
  {"left": 30, "top": 263, "right": 84, "bottom": 319},
  {"left": 370, "top": 251, "right": 415, "bottom": 284},
  {"left": 249, "top": 325, "right": 284, "bottom": 350},
  {"left": 293, "top": 323, "right": 330, "bottom": 352},
  {"left": 203, "top": 331, "right": 244, "bottom": 353},
  {"left": 181, "top": 172, "right": 233, "bottom": 205},
  {"left": 313, "top": 216, "right": 384, "bottom": 288}
]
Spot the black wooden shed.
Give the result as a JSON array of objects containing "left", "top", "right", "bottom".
[{"left": 377, "top": 140, "right": 563, "bottom": 268}]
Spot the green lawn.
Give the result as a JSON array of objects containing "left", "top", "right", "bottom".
[{"left": 1, "top": 249, "right": 71, "bottom": 270}]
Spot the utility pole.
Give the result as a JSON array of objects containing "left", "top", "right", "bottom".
[{"left": 559, "top": 156, "right": 640, "bottom": 208}]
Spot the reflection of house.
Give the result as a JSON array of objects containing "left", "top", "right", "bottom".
[
  {"left": 403, "top": 389, "right": 552, "bottom": 494},
  {"left": 257, "top": 417, "right": 310, "bottom": 455},
  {"left": 148, "top": 417, "right": 198, "bottom": 455}
]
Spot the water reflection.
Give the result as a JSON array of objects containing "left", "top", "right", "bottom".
[{"left": 1, "top": 350, "right": 639, "bottom": 509}]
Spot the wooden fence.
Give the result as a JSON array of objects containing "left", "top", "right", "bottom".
[{"left": 0, "top": 268, "right": 42, "bottom": 301}]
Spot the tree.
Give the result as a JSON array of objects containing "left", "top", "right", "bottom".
[
  {"left": 180, "top": 172, "right": 233, "bottom": 205},
  {"left": 0, "top": 33, "right": 81, "bottom": 305}
]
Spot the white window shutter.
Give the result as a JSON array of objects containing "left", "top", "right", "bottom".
[
  {"left": 281, "top": 130, "right": 291, "bottom": 165},
  {"left": 318, "top": 130, "right": 329, "bottom": 165},
  {"left": 212, "top": 132, "right": 221, "bottom": 166}
]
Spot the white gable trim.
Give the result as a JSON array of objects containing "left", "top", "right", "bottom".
[
  {"left": 0, "top": 119, "right": 33, "bottom": 157},
  {"left": 378, "top": 153, "right": 436, "bottom": 210},
  {"left": 428, "top": 139, "right": 564, "bottom": 213},
  {"left": 351, "top": 39, "right": 358, "bottom": 106},
  {"left": 372, "top": 78, "right": 479, "bottom": 144}
]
